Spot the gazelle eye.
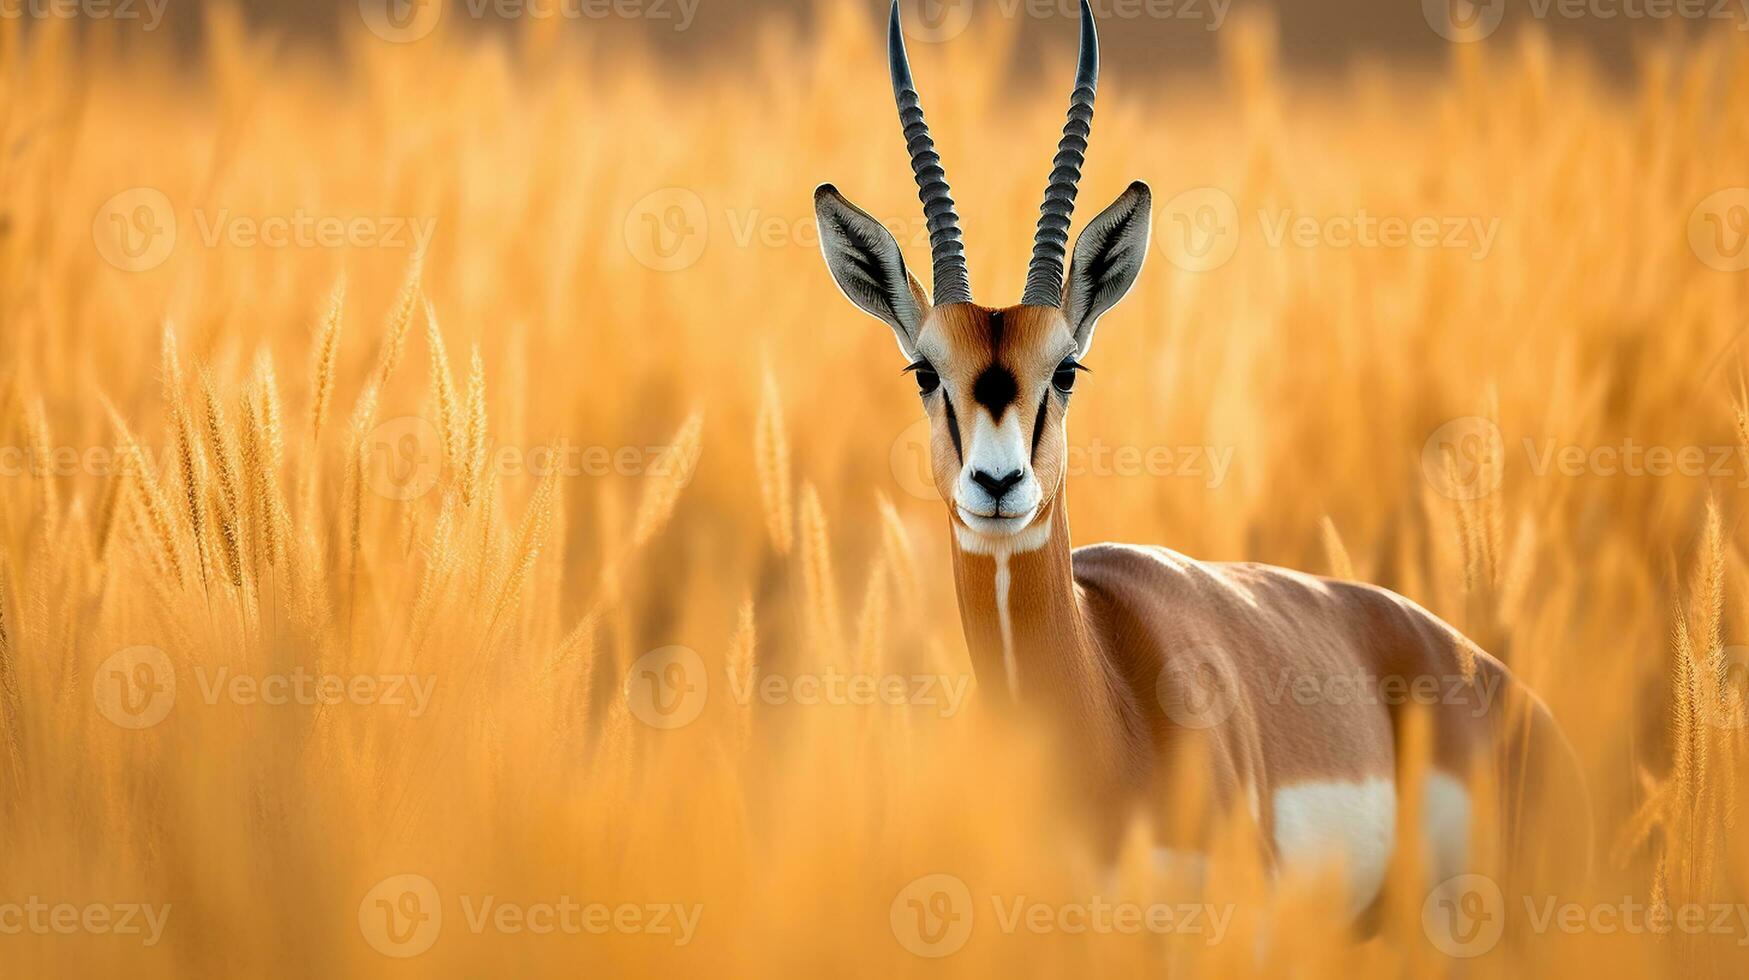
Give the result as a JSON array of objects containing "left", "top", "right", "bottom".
[
  {"left": 907, "top": 360, "right": 940, "bottom": 396},
  {"left": 1052, "top": 358, "right": 1082, "bottom": 394}
]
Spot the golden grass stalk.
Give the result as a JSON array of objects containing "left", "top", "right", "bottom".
[
  {"left": 101, "top": 396, "right": 184, "bottom": 588},
  {"left": 754, "top": 361, "right": 793, "bottom": 555},
  {"left": 853, "top": 556, "right": 889, "bottom": 677},
  {"left": 798, "top": 482, "right": 842, "bottom": 650},
  {"left": 310, "top": 274, "right": 346, "bottom": 445},
  {"left": 425, "top": 297, "right": 462, "bottom": 483},
  {"left": 487, "top": 461, "right": 558, "bottom": 638},
  {"left": 462, "top": 344, "right": 487, "bottom": 507},
  {"left": 727, "top": 596, "right": 756, "bottom": 746},
  {"left": 470, "top": 461, "right": 502, "bottom": 605},
  {"left": 548, "top": 611, "right": 597, "bottom": 715},
  {"left": 1733, "top": 371, "right": 1749, "bottom": 451},
  {"left": 1651, "top": 498, "right": 1738, "bottom": 903},
  {"left": 0, "top": 557, "right": 19, "bottom": 786},
  {"left": 0, "top": 557, "right": 11, "bottom": 673},
  {"left": 537, "top": 472, "right": 569, "bottom": 638},
  {"left": 255, "top": 349, "right": 284, "bottom": 471},
  {"left": 398, "top": 496, "right": 421, "bottom": 565},
  {"left": 201, "top": 367, "right": 249, "bottom": 589},
  {"left": 1318, "top": 514, "right": 1353, "bottom": 581},
  {"left": 1444, "top": 447, "right": 1489, "bottom": 594},
  {"left": 91, "top": 462, "right": 124, "bottom": 563},
  {"left": 1694, "top": 495, "right": 1725, "bottom": 674},
  {"left": 592, "top": 479, "right": 626, "bottom": 606},
  {"left": 373, "top": 253, "right": 424, "bottom": 391},
  {"left": 120, "top": 488, "right": 177, "bottom": 597},
  {"left": 631, "top": 411, "right": 703, "bottom": 548},
  {"left": 238, "top": 380, "right": 266, "bottom": 567},
  {"left": 874, "top": 491, "right": 921, "bottom": 615},
  {"left": 174, "top": 400, "right": 210, "bottom": 587},
  {"left": 1672, "top": 596, "right": 1701, "bottom": 811},
  {"left": 1381, "top": 705, "right": 1435, "bottom": 942},
  {"left": 247, "top": 354, "right": 290, "bottom": 569},
  {"left": 343, "top": 381, "right": 382, "bottom": 621},
  {"left": 160, "top": 320, "right": 183, "bottom": 402},
  {"left": 162, "top": 326, "right": 211, "bottom": 587},
  {"left": 406, "top": 489, "right": 463, "bottom": 659},
  {"left": 23, "top": 398, "right": 56, "bottom": 531},
  {"left": 1497, "top": 512, "right": 1536, "bottom": 626}
]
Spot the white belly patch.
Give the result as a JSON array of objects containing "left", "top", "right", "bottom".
[{"left": 1272, "top": 778, "right": 1396, "bottom": 917}]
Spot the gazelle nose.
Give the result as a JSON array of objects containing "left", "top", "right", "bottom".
[{"left": 971, "top": 468, "right": 1024, "bottom": 499}]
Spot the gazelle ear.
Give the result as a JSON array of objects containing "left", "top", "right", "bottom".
[
  {"left": 1063, "top": 181, "right": 1151, "bottom": 354},
  {"left": 815, "top": 184, "right": 929, "bottom": 357}
]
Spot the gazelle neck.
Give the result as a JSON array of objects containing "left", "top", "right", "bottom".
[{"left": 948, "top": 484, "right": 1135, "bottom": 775}]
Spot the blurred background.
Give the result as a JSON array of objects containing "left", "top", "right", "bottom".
[
  {"left": 66, "top": 0, "right": 1730, "bottom": 75},
  {"left": 4, "top": 0, "right": 1749, "bottom": 976}
]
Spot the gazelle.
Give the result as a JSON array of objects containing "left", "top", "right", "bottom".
[{"left": 815, "top": 0, "right": 1588, "bottom": 917}]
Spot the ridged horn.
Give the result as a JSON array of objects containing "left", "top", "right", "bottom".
[
  {"left": 888, "top": 0, "right": 972, "bottom": 306},
  {"left": 1021, "top": 0, "right": 1099, "bottom": 307}
]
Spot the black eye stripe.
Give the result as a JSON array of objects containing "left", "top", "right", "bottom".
[
  {"left": 943, "top": 393, "right": 964, "bottom": 464},
  {"left": 1029, "top": 390, "right": 1049, "bottom": 461}
]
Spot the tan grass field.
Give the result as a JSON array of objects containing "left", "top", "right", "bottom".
[{"left": 2, "top": 2, "right": 1749, "bottom": 975}]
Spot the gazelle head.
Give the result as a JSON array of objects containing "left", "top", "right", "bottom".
[{"left": 816, "top": 0, "right": 1152, "bottom": 542}]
